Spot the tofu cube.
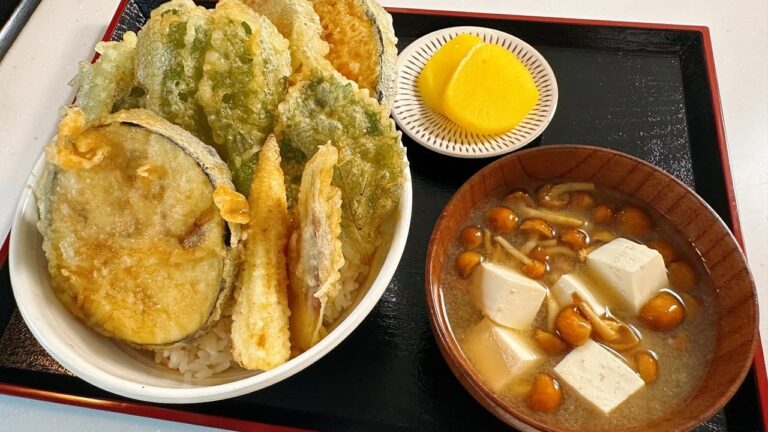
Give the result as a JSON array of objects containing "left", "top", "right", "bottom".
[
  {"left": 586, "top": 238, "right": 668, "bottom": 314},
  {"left": 552, "top": 273, "right": 608, "bottom": 314},
  {"left": 462, "top": 317, "right": 542, "bottom": 392},
  {"left": 554, "top": 340, "right": 645, "bottom": 414},
  {"left": 471, "top": 262, "right": 547, "bottom": 329}
]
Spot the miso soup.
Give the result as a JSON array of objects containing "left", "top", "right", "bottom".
[{"left": 440, "top": 182, "right": 716, "bottom": 430}]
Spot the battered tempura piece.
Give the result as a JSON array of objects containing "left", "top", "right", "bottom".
[
  {"left": 243, "top": 0, "right": 329, "bottom": 75},
  {"left": 231, "top": 136, "right": 291, "bottom": 370},
  {"left": 276, "top": 68, "right": 405, "bottom": 312},
  {"left": 288, "top": 144, "right": 345, "bottom": 351},
  {"left": 37, "top": 108, "right": 242, "bottom": 347},
  {"left": 198, "top": 0, "right": 292, "bottom": 193},
  {"left": 310, "top": 0, "right": 398, "bottom": 109},
  {"left": 135, "top": 0, "right": 212, "bottom": 142},
  {"left": 74, "top": 32, "right": 139, "bottom": 120}
]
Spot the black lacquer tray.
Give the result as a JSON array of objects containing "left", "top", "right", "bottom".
[{"left": 0, "top": 2, "right": 764, "bottom": 431}]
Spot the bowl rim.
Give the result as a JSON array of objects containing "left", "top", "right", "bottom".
[
  {"left": 424, "top": 144, "right": 758, "bottom": 432},
  {"left": 9, "top": 151, "right": 413, "bottom": 404},
  {"left": 392, "top": 25, "right": 559, "bottom": 159}
]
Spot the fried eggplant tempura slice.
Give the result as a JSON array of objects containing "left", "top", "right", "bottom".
[
  {"left": 135, "top": 0, "right": 212, "bottom": 142},
  {"left": 288, "top": 144, "right": 344, "bottom": 351},
  {"left": 243, "top": 0, "right": 329, "bottom": 75},
  {"left": 198, "top": 0, "right": 292, "bottom": 193},
  {"left": 276, "top": 68, "right": 405, "bottom": 274},
  {"left": 74, "top": 31, "right": 139, "bottom": 120},
  {"left": 37, "top": 108, "right": 242, "bottom": 347},
  {"left": 231, "top": 135, "right": 291, "bottom": 370}
]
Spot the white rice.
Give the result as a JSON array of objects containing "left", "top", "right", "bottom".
[{"left": 153, "top": 317, "right": 234, "bottom": 379}]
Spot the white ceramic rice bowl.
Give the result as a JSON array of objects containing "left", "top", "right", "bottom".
[{"left": 9, "top": 152, "right": 412, "bottom": 404}]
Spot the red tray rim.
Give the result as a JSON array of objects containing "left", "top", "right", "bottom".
[{"left": 0, "top": 3, "right": 764, "bottom": 431}]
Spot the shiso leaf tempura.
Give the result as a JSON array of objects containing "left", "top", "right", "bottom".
[{"left": 276, "top": 68, "right": 405, "bottom": 283}]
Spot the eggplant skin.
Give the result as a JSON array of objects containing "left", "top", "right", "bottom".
[{"left": 36, "top": 109, "right": 242, "bottom": 348}]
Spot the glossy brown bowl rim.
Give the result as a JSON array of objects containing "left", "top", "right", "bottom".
[{"left": 424, "top": 144, "right": 758, "bottom": 432}]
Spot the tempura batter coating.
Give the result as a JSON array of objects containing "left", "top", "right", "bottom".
[
  {"left": 243, "top": 0, "right": 329, "bottom": 75},
  {"left": 75, "top": 31, "right": 139, "bottom": 120},
  {"left": 231, "top": 136, "right": 291, "bottom": 370},
  {"left": 288, "top": 144, "right": 344, "bottom": 351},
  {"left": 198, "top": 0, "right": 292, "bottom": 193},
  {"left": 37, "top": 108, "right": 242, "bottom": 347},
  {"left": 311, "top": 0, "right": 398, "bottom": 109},
  {"left": 136, "top": 0, "right": 211, "bottom": 142},
  {"left": 276, "top": 68, "right": 405, "bottom": 274}
]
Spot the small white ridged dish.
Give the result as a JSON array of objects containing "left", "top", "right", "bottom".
[{"left": 392, "top": 26, "right": 558, "bottom": 158}]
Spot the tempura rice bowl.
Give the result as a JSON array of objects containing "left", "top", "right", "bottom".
[{"left": 9, "top": 153, "right": 412, "bottom": 403}]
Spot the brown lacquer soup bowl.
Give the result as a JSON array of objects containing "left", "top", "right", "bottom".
[{"left": 425, "top": 145, "right": 757, "bottom": 432}]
